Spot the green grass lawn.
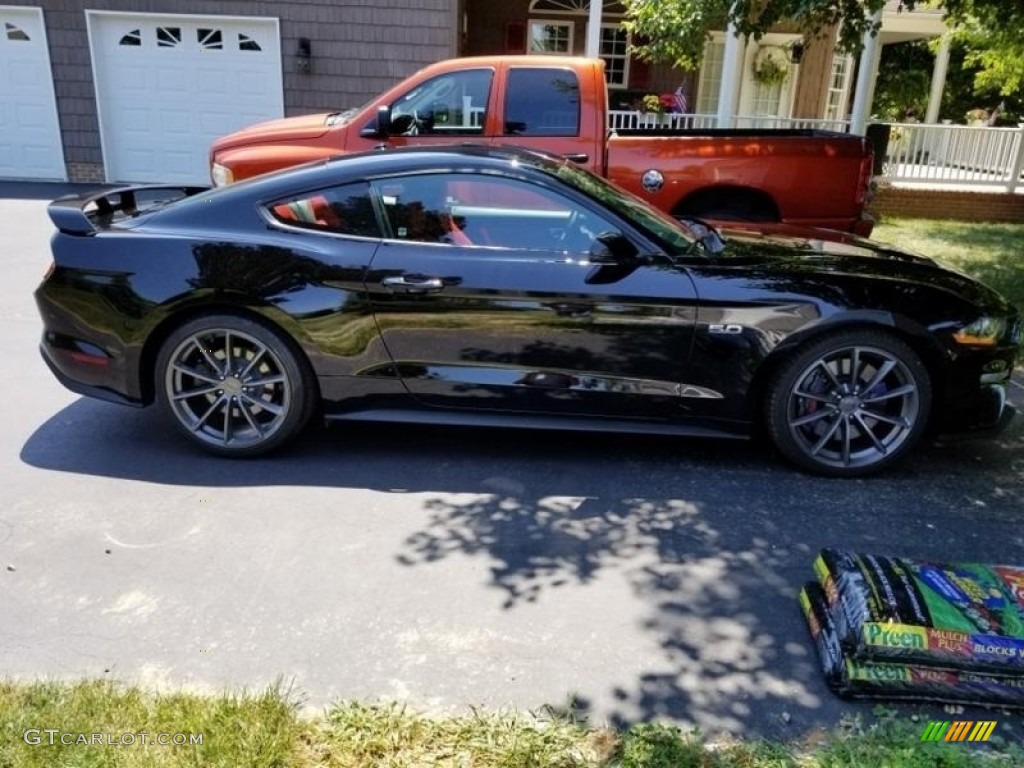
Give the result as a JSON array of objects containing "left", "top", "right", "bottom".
[
  {"left": 872, "top": 218, "right": 1024, "bottom": 310},
  {"left": 1, "top": 680, "right": 1021, "bottom": 767}
]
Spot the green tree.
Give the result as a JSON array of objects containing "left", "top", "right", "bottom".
[
  {"left": 945, "top": 4, "right": 1024, "bottom": 97},
  {"left": 872, "top": 41, "right": 932, "bottom": 121},
  {"left": 872, "top": 38, "right": 1022, "bottom": 124},
  {"left": 623, "top": 0, "right": 1024, "bottom": 118},
  {"left": 622, "top": 0, "right": 912, "bottom": 70}
]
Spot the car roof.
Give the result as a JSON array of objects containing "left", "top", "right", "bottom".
[
  {"left": 306, "top": 144, "right": 565, "bottom": 186},
  {"left": 147, "top": 145, "right": 572, "bottom": 228}
]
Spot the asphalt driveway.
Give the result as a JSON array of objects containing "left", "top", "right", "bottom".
[{"left": 3, "top": 187, "right": 1023, "bottom": 741}]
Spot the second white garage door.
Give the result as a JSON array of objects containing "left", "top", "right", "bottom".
[
  {"left": 0, "top": 6, "right": 65, "bottom": 180},
  {"left": 88, "top": 11, "right": 284, "bottom": 184}
]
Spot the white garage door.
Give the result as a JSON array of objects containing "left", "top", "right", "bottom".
[
  {"left": 0, "top": 6, "right": 65, "bottom": 180},
  {"left": 88, "top": 11, "right": 283, "bottom": 184}
]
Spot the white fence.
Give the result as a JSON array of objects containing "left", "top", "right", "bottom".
[
  {"left": 608, "top": 110, "right": 850, "bottom": 132},
  {"left": 878, "top": 122, "right": 1024, "bottom": 192},
  {"left": 607, "top": 110, "right": 1024, "bottom": 192}
]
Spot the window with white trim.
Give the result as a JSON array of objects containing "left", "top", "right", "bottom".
[
  {"left": 749, "top": 80, "right": 784, "bottom": 116},
  {"left": 824, "top": 53, "right": 855, "bottom": 121},
  {"left": 528, "top": 20, "right": 573, "bottom": 54},
  {"left": 530, "top": 0, "right": 589, "bottom": 11},
  {"left": 696, "top": 37, "right": 724, "bottom": 114},
  {"left": 598, "top": 23, "right": 629, "bottom": 89}
]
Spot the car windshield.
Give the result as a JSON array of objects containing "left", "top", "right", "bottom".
[{"left": 547, "top": 161, "right": 695, "bottom": 255}]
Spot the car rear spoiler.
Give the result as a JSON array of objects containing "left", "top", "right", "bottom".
[{"left": 48, "top": 184, "right": 209, "bottom": 235}]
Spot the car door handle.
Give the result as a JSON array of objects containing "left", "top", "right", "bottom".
[
  {"left": 564, "top": 153, "right": 589, "bottom": 164},
  {"left": 381, "top": 275, "right": 445, "bottom": 294}
]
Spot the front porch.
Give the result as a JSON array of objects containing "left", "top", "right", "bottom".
[{"left": 461, "top": 1, "right": 949, "bottom": 129}]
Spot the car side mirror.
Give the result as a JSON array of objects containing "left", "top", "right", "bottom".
[
  {"left": 361, "top": 105, "right": 392, "bottom": 139},
  {"left": 588, "top": 231, "right": 637, "bottom": 265}
]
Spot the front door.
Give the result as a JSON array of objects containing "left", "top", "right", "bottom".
[{"left": 363, "top": 170, "right": 699, "bottom": 420}]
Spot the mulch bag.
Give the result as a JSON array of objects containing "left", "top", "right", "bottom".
[
  {"left": 813, "top": 548, "right": 1024, "bottom": 673},
  {"left": 801, "top": 581, "right": 1024, "bottom": 707}
]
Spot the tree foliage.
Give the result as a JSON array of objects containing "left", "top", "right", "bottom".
[
  {"left": 622, "top": 1, "right": 914, "bottom": 70},
  {"left": 872, "top": 41, "right": 933, "bottom": 121},
  {"left": 623, "top": 1, "right": 1024, "bottom": 98},
  {"left": 944, "top": 2, "right": 1024, "bottom": 96}
]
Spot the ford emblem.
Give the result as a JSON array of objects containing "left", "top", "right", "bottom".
[{"left": 641, "top": 169, "right": 664, "bottom": 193}]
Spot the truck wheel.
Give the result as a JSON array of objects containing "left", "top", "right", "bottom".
[
  {"left": 155, "top": 314, "right": 317, "bottom": 457},
  {"left": 764, "top": 329, "right": 931, "bottom": 476}
]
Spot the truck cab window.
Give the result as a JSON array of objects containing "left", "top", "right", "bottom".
[
  {"left": 389, "top": 69, "right": 492, "bottom": 136},
  {"left": 504, "top": 68, "right": 580, "bottom": 137}
]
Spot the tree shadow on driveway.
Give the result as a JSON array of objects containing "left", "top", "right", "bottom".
[{"left": 19, "top": 398, "right": 1024, "bottom": 738}]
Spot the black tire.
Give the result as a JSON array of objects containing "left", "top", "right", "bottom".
[
  {"left": 765, "top": 329, "right": 932, "bottom": 477},
  {"left": 155, "top": 314, "right": 316, "bottom": 457}
]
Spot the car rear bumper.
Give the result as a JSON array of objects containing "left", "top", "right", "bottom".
[{"left": 38, "top": 338, "right": 143, "bottom": 408}]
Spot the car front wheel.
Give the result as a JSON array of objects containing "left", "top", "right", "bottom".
[
  {"left": 155, "top": 314, "right": 315, "bottom": 457},
  {"left": 765, "top": 330, "right": 931, "bottom": 476}
]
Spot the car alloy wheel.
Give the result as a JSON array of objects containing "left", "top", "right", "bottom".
[
  {"left": 156, "top": 315, "right": 315, "bottom": 456},
  {"left": 766, "top": 330, "right": 931, "bottom": 476}
]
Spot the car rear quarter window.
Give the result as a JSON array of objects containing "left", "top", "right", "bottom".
[
  {"left": 268, "top": 182, "right": 380, "bottom": 238},
  {"left": 504, "top": 68, "right": 580, "bottom": 137}
]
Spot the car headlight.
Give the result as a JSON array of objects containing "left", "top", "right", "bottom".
[
  {"left": 952, "top": 316, "right": 1007, "bottom": 347},
  {"left": 210, "top": 162, "right": 233, "bottom": 187}
]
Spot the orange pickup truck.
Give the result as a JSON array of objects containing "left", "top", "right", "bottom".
[{"left": 210, "top": 55, "right": 875, "bottom": 234}]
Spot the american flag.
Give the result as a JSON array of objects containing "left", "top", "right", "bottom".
[{"left": 673, "top": 84, "right": 689, "bottom": 114}]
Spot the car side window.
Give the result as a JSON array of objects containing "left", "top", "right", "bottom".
[
  {"left": 268, "top": 182, "right": 380, "bottom": 237},
  {"left": 388, "top": 69, "right": 492, "bottom": 136},
  {"left": 371, "top": 173, "right": 621, "bottom": 254},
  {"left": 504, "top": 68, "right": 581, "bottom": 137}
]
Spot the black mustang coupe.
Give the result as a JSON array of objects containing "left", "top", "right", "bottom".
[{"left": 35, "top": 146, "right": 1019, "bottom": 475}]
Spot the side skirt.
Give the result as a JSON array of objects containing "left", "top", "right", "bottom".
[{"left": 325, "top": 407, "right": 751, "bottom": 440}]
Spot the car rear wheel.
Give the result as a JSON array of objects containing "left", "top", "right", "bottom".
[
  {"left": 156, "top": 315, "right": 315, "bottom": 457},
  {"left": 765, "top": 330, "right": 931, "bottom": 476}
]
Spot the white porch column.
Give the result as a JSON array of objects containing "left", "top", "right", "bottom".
[
  {"left": 925, "top": 34, "right": 951, "bottom": 123},
  {"left": 716, "top": 19, "right": 745, "bottom": 128},
  {"left": 849, "top": 8, "right": 884, "bottom": 135},
  {"left": 585, "top": 0, "right": 602, "bottom": 58}
]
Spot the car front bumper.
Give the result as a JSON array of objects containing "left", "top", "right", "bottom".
[{"left": 933, "top": 381, "right": 1016, "bottom": 440}]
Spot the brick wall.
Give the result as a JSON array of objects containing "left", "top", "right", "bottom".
[
  {"left": 4, "top": 0, "right": 456, "bottom": 180},
  {"left": 870, "top": 185, "right": 1024, "bottom": 223}
]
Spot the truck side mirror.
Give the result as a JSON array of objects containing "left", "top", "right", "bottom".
[{"left": 361, "top": 105, "right": 392, "bottom": 139}]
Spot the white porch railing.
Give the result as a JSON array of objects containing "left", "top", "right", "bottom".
[
  {"left": 608, "top": 110, "right": 850, "bottom": 132},
  {"left": 878, "top": 122, "right": 1024, "bottom": 192},
  {"left": 606, "top": 111, "right": 1024, "bottom": 192}
]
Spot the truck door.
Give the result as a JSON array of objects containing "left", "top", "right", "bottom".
[{"left": 490, "top": 65, "right": 603, "bottom": 175}]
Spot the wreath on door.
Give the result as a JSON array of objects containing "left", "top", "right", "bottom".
[{"left": 752, "top": 46, "right": 790, "bottom": 87}]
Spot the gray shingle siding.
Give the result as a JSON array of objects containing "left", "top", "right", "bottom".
[{"left": 2, "top": 0, "right": 456, "bottom": 179}]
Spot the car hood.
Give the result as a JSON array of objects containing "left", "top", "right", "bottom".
[
  {"left": 708, "top": 227, "right": 1013, "bottom": 313},
  {"left": 211, "top": 113, "right": 333, "bottom": 152},
  {"left": 717, "top": 227, "right": 936, "bottom": 266}
]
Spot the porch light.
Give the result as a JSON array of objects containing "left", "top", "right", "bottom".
[
  {"left": 790, "top": 41, "right": 805, "bottom": 64},
  {"left": 297, "top": 37, "right": 312, "bottom": 73}
]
